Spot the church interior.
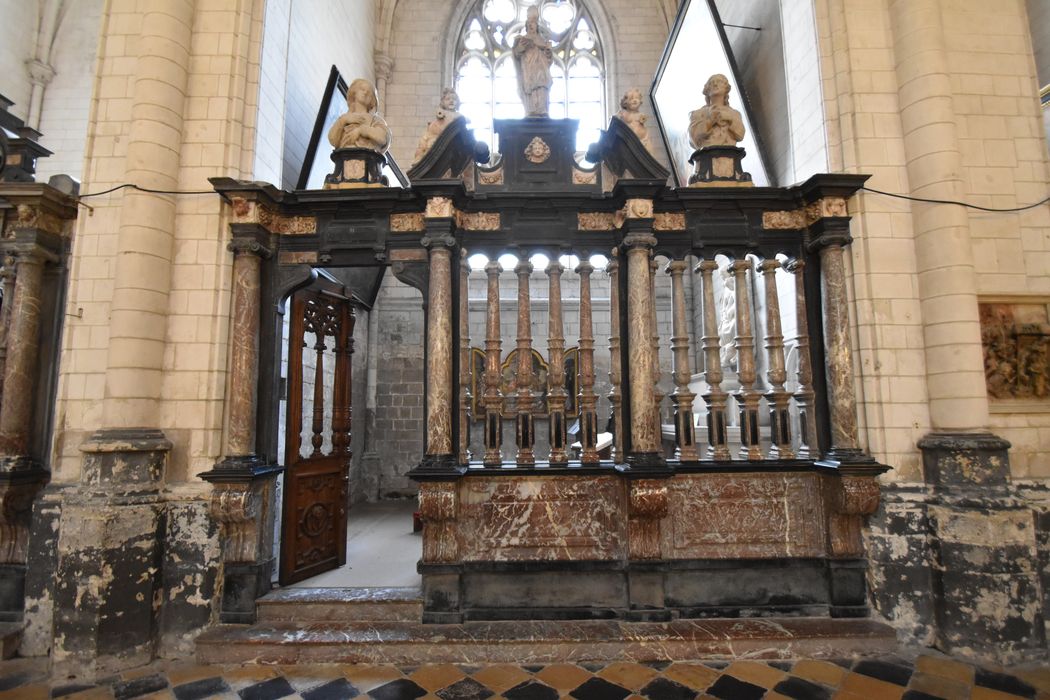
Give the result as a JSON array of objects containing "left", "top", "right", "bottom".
[{"left": 1, "top": 0, "right": 1050, "bottom": 695}]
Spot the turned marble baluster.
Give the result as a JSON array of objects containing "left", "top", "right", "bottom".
[
  {"left": 459, "top": 254, "right": 471, "bottom": 466},
  {"left": 733, "top": 258, "right": 763, "bottom": 461},
  {"left": 696, "top": 260, "right": 731, "bottom": 460},
  {"left": 649, "top": 258, "right": 664, "bottom": 443},
  {"left": 760, "top": 259, "right": 794, "bottom": 459},
  {"left": 547, "top": 261, "right": 569, "bottom": 465},
  {"left": 514, "top": 259, "right": 536, "bottom": 465},
  {"left": 577, "top": 259, "right": 599, "bottom": 464},
  {"left": 667, "top": 260, "right": 699, "bottom": 462},
  {"left": 482, "top": 261, "right": 504, "bottom": 466},
  {"left": 607, "top": 253, "right": 623, "bottom": 462},
  {"left": 787, "top": 260, "right": 817, "bottom": 458}
]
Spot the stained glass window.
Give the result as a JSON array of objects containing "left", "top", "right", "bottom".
[{"left": 454, "top": 0, "right": 606, "bottom": 154}]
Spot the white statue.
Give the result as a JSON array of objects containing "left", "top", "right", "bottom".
[
  {"left": 512, "top": 6, "right": 553, "bottom": 117},
  {"left": 327, "top": 78, "right": 392, "bottom": 154},
  {"left": 717, "top": 261, "right": 738, "bottom": 368},
  {"left": 688, "top": 74, "right": 745, "bottom": 180},
  {"left": 614, "top": 88, "right": 654, "bottom": 153},
  {"left": 413, "top": 88, "right": 464, "bottom": 164}
]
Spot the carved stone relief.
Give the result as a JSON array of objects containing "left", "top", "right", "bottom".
[{"left": 980, "top": 302, "right": 1050, "bottom": 400}]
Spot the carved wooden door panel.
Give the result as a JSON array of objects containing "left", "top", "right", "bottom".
[{"left": 280, "top": 285, "right": 355, "bottom": 585}]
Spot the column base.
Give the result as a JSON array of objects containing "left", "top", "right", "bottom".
[{"left": 408, "top": 454, "right": 466, "bottom": 480}]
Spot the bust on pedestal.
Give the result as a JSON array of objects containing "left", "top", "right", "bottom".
[
  {"left": 324, "top": 78, "right": 391, "bottom": 189},
  {"left": 687, "top": 74, "right": 752, "bottom": 187}
]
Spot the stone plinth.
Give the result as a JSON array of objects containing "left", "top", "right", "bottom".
[
  {"left": 417, "top": 468, "right": 881, "bottom": 622},
  {"left": 688, "top": 146, "right": 752, "bottom": 187},
  {"left": 324, "top": 148, "right": 388, "bottom": 189}
]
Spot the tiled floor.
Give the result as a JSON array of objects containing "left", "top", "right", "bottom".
[{"left": 2, "top": 653, "right": 1049, "bottom": 700}]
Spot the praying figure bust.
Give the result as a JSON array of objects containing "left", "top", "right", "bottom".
[
  {"left": 413, "top": 88, "right": 464, "bottom": 164},
  {"left": 687, "top": 74, "right": 752, "bottom": 186},
  {"left": 614, "top": 88, "right": 654, "bottom": 153},
  {"left": 328, "top": 78, "right": 392, "bottom": 154},
  {"left": 513, "top": 6, "right": 554, "bottom": 117},
  {"left": 324, "top": 78, "right": 392, "bottom": 188}
]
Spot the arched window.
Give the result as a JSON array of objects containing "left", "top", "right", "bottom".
[{"left": 454, "top": 0, "right": 606, "bottom": 153}]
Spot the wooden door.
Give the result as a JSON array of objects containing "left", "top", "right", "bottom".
[{"left": 280, "top": 284, "right": 355, "bottom": 584}]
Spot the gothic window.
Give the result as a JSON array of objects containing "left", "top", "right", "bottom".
[{"left": 454, "top": 0, "right": 606, "bottom": 153}]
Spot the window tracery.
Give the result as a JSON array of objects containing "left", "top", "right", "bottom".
[{"left": 454, "top": 0, "right": 606, "bottom": 153}]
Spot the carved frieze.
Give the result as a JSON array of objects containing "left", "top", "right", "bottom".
[
  {"left": 230, "top": 197, "right": 316, "bottom": 236},
  {"left": 456, "top": 211, "right": 501, "bottom": 231},
  {"left": 763, "top": 197, "right": 849, "bottom": 230},
  {"left": 980, "top": 302, "right": 1050, "bottom": 400},
  {"left": 390, "top": 213, "right": 425, "bottom": 233},
  {"left": 478, "top": 167, "right": 504, "bottom": 186},
  {"left": 654, "top": 212, "right": 686, "bottom": 231},
  {"left": 572, "top": 168, "right": 598, "bottom": 185},
  {"left": 278, "top": 251, "right": 318, "bottom": 265},
  {"left": 4, "top": 204, "right": 70, "bottom": 238},
  {"left": 578, "top": 212, "right": 617, "bottom": 231}
]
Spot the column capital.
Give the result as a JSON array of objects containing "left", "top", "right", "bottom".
[
  {"left": 484, "top": 260, "right": 503, "bottom": 275},
  {"left": 759, "top": 258, "right": 780, "bottom": 273},
  {"left": 623, "top": 232, "right": 657, "bottom": 249},
  {"left": 514, "top": 259, "right": 533, "bottom": 276},
  {"left": 421, "top": 233, "right": 457, "bottom": 249},
  {"left": 575, "top": 260, "right": 594, "bottom": 276},
  {"left": 227, "top": 232, "right": 273, "bottom": 259},
  {"left": 374, "top": 51, "right": 395, "bottom": 81},
  {"left": 664, "top": 259, "right": 688, "bottom": 275},
  {"left": 806, "top": 219, "right": 853, "bottom": 252},
  {"left": 695, "top": 259, "right": 719, "bottom": 274},
  {"left": 785, "top": 258, "right": 806, "bottom": 274},
  {"left": 2, "top": 228, "right": 63, "bottom": 265}
]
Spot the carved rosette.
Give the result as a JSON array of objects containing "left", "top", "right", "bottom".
[
  {"left": 628, "top": 479, "right": 668, "bottom": 559},
  {"left": 210, "top": 483, "right": 262, "bottom": 563},
  {"left": 419, "top": 481, "right": 459, "bottom": 563},
  {"left": 826, "top": 476, "right": 881, "bottom": 558}
]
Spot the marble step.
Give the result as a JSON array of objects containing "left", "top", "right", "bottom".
[
  {"left": 256, "top": 587, "right": 423, "bottom": 622},
  {"left": 195, "top": 617, "right": 897, "bottom": 665}
]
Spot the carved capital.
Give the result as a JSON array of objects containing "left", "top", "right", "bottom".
[
  {"left": 24, "top": 59, "right": 55, "bottom": 87},
  {"left": 623, "top": 232, "right": 658, "bottom": 249},
  {"left": 374, "top": 51, "right": 395, "bottom": 82},
  {"left": 227, "top": 237, "right": 272, "bottom": 259}
]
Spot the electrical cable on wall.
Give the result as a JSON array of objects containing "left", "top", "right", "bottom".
[{"left": 71, "top": 181, "right": 1050, "bottom": 215}]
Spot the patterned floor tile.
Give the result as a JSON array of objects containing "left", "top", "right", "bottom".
[
  {"left": 468, "top": 666, "right": 532, "bottom": 694},
  {"left": 908, "top": 670, "right": 973, "bottom": 700},
  {"left": 595, "top": 663, "right": 659, "bottom": 692},
  {"left": 792, "top": 661, "right": 848, "bottom": 689},
  {"left": 974, "top": 668, "right": 1037, "bottom": 698},
  {"left": 299, "top": 677, "right": 359, "bottom": 700},
  {"left": 568, "top": 676, "right": 632, "bottom": 700},
  {"left": 660, "top": 663, "right": 719, "bottom": 692},
  {"left": 434, "top": 677, "right": 491, "bottom": 700},
  {"left": 238, "top": 676, "right": 297, "bottom": 700},
  {"left": 367, "top": 678, "right": 427, "bottom": 700},
  {"left": 771, "top": 675, "right": 833, "bottom": 700},
  {"left": 531, "top": 665, "right": 591, "bottom": 692},
  {"left": 339, "top": 667, "right": 403, "bottom": 695},
  {"left": 501, "top": 680, "right": 558, "bottom": 700},
  {"left": 637, "top": 676, "right": 697, "bottom": 700},
  {"left": 837, "top": 671, "right": 905, "bottom": 700},
  {"left": 408, "top": 665, "right": 467, "bottom": 692},
  {"left": 723, "top": 661, "right": 787, "bottom": 689},
  {"left": 703, "top": 674, "right": 766, "bottom": 700}
]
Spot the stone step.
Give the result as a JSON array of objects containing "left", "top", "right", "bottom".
[
  {"left": 195, "top": 617, "right": 897, "bottom": 665},
  {"left": 256, "top": 587, "right": 423, "bottom": 623},
  {"left": 0, "top": 623, "right": 21, "bottom": 659}
]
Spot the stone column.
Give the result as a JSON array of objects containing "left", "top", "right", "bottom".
[
  {"left": 482, "top": 261, "right": 504, "bottom": 466},
  {"left": 459, "top": 254, "right": 471, "bottom": 466},
  {"left": 760, "top": 259, "right": 794, "bottom": 460},
  {"left": 607, "top": 253, "right": 623, "bottom": 462},
  {"left": 0, "top": 255, "right": 15, "bottom": 396},
  {"left": 622, "top": 201, "right": 663, "bottom": 468},
  {"left": 666, "top": 260, "right": 699, "bottom": 462},
  {"left": 514, "top": 259, "right": 535, "bottom": 465},
  {"left": 810, "top": 233, "right": 859, "bottom": 454},
  {"left": 577, "top": 260, "right": 599, "bottom": 464},
  {"left": 200, "top": 228, "right": 278, "bottom": 624},
  {"left": 696, "top": 260, "right": 731, "bottom": 461},
  {"left": 732, "top": 259, "right": 762, "bottom": 460},
  {"left": 374, "top": 51, "right": 395, "bottom": 112},
  {"left": 0, "top": 248, "right": 49, "bottom": 461},
  {"left": 546, "top": 261, "right": 569, "bottom": 465},
  {"left": 786, "top": 260, "right": 817, "bottom": 458},
  {"left": 419, "top": 228, "right": 458, "bottom": 472}
]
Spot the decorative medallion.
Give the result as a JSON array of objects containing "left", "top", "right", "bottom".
[
  {"left": 572, "top": 168, "right": 598, "bottom": 185},
  {"left": 524, "top": 137, "right": 551, "bottom": 164}
]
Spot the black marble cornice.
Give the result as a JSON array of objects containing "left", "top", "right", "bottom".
[{"left": 794, "top": 173, "right": 871, "bottom": 204}]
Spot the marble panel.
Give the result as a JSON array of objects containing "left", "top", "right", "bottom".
[
  {"left": 457, "top": 476, "right": 626, "bottom": 561},
  {"left": 663, "top": 473, "right": 825, "bottom": 559}
]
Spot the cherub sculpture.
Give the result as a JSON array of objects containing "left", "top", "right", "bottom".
[
  {"left": 413, "top": 88, "right": 464, "bottom": 164},
  {"left": 614, "top": 88, "right": 654, "bottom": 153}
]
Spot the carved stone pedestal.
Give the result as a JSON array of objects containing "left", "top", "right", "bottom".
[
  {"left": 324, "top": 148, "right": 388, "bottom": 189},
  {"left": 688, "top": 146, "right": 752, "bottom": 187}
]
